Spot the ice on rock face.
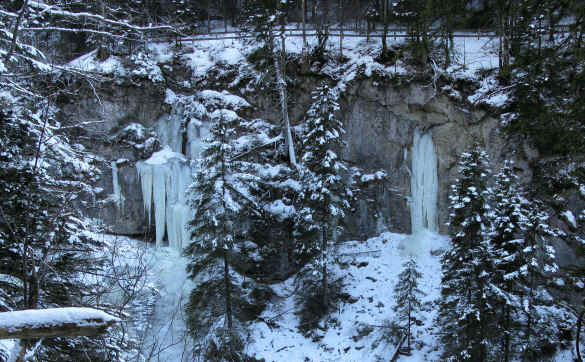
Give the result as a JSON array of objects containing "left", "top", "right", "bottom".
[
  {"left": 155, "top": 113, "right": 183, "bottom": 154},
  {"left": 410, "top": 128, "right": 438, "bottom": 234},
  {"left": 153, "top": 165, "right": 167, "bottom": 246},
  {"left": 136, "top": 90, "right": 222, "bottom": 249},
  {"left": 137, "top": 162, "right": 153, "bottom": 224},
  {"left": 186, "top": 120, "right": 208, "bottom": 160},
  {"left": 111, "top": 161, "right": 125, "bottom": 211},
  {"left": 137, "top": 147, "right": 193, "bottom": 249}
]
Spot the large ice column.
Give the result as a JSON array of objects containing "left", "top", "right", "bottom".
[
  {"left": 155, "top": 113, "right": 183, "bottom": 154},
  {"left": 136, "top": 147, "right": 192, "bottom": 248},
  {"left": 410, "top": 128, "right": 438, "bottom": 233},
  {"left": 185, "top": 119, "right": 208, "bottom": 160},
  {"left": 111, "top": 161, "right": 125, "bottom": 211}
]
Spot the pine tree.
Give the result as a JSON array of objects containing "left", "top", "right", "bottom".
[
  {"left": 297, "top": 83, "right": 350, "bottom": 308},
  {"left": 489, "top": 160, "right": 529, "bottom": 361},
  {"left": 437, "top": 145, "right": 496, "bottom": 361},
  {"left": 0, "top": 94, "right": 129, "bottom": 361},
  {"left": 185, "top": 109, "right": 260, "bottom": 358},
  {"left": 392, "top": 0, "right": 434, "bottom": 65},
  {"left": 239, "top": 0, "right": 297, "bottom": 166},
  {"left": 517, "top": 201, "right": 566, "bottom": 360},
  {"left": 393, "top": 258, "right": 425, "bottom": 350},
  {"left": 489, "top": 162, "right": 571, "bottom": 360}
]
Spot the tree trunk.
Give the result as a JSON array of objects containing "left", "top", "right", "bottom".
[
  {"left": 302, "top": 0, "right": 307, "bottom": 52},
  {"left": 224, "top": 250, "right": 233, "bottom": 334},
  {"left": 219, "top": 119, "right": 233, "bottom": 343},
  {"left": 273, "top": 34, "right": 297, "bottom": 166},
  {"left": 366, "top": 18, "right": 370, "bottom": 42},
  {"left": 224, "top": 0, "right": 228, "bottom": 32},
  {"left": 381, "top": 0, "right": 388, "bottom": 57},
  {"left": 5, "top": 0, "right": 29, "bottom": 62},
  {"left": 322, "top": 228, "right": 327, "bottom": 308},
  {"left": 0, "top": 308, "right": 119, "bottom": 339},
  {"left": 577, "top": 308, "right": 584, "bottom": 362},
  {"left": 501, "top": 304, "right": 510, "bottom": 362},
  {"left": 407, "top": 295, "right": 411, "bottom": 349},
  {"left": 323, "top": 0, "right": 329, "bottom": 34},
  {"left": 338, "top": 0, "right": 343, "bottom": 58},
  {"left": 498, "top": 12, "right": 504, "bottom": 72}
]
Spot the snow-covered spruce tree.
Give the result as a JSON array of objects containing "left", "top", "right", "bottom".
[
  {"left": 0, "top": 94, "right": 134, "bottom": 360},
  {"left": 393, "top": 257, "right": 425, "bottom": 350},
  {"left": 490, "top": 162, "right": 572, "bottom": 360},
  {"left": 185, "top": 109, "right": 260, "bottom": 360},
  {"left": 437, "top": 145, "right": 496, "bottom": 361},
  {"left": 296, "top": 83, "right": 350, "bottom": 310},
  {"left": 239, "top": 0, "right": 297, "bottom": 166},
  {"left": 489, "top": 160, "right": 529, "bottom": 361},
  {"left": 517, "top": 202, "right": 572, "bottom": 359},
  {"left": 243, "top": 118, "right": 304, "bottom": 279}
]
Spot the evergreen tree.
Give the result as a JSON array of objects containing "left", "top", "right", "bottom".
[
  {"left": 517, "top": 201, "right": 567, "bottom": 359},
  {"left": 0, "top": 94, "right": 129, "bottom": 361},
  {"left": 239, "top": 0, "right": 297, "bottom": 166},
  {"left": 437, "top": 145, "right": 496, "bottom": 361},
  {"left": 489, "top": 160, "right": 529, "bottom": 361},
  {"left": 392, "top": 0, "right": 434, "bottom": 65},
  {"left": 393, "top": 257, "right": 425, "bottom": 350},
  {"left": 436, "top": 0, "right": 469, "bottom": 68},
  {"left": 185, "top": 109, "right": 260, "bottom": 359},
  {"left": 489, "top": 161, "right": 572, "bottom": 360},
  {"left": 296, "top": 83, "right": 349, "bottom": 308}
]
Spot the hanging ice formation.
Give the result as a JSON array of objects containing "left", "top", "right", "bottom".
[
  {"left": 111, "top": 161, "right": 125, "bottom": 211},
  {"left": 137, "top": 147, "right": 192, "bottom": 248},
  {"left": 136, "top": 91, "right": 209, "bottom": 249},
  {"left": 137, "top": 89, "right": 248, "bottom": 249},
  {"left": 410, "top": 128, "right": 438, "bottom": 233}
]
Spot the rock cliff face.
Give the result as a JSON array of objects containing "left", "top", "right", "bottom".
[
  {"left": 60, "top": 74, "right": 536, "bottom": 240},
  {"left": 59, "top": 82, "right": 166, "bottom": 235},
  {"left": 340, "top": 80, "right": 535, "bottom": 237}
]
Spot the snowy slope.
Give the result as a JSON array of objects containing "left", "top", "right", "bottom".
[
  {"left": 97, "top": 235, "right": 195, "bottom": 362},
  {"left": 246, "top": 231, "right": 448, "bottom": 361},
  {"left": 97, "top": 233, "right": 580, "bottom": 362}
]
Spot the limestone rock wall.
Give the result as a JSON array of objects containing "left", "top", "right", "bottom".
[
  {"left": 58, "top": 82, "right": 166, "bottom": 235},
  {"left": 61, "top": 75, "right": 538, "bottom": 240},
  {"left": 341, "top": 80, "right": 536, "bottom": 238}
]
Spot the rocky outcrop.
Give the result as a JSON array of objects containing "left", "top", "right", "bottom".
[
  {"left": 340, "top": 80, "right": 536, "bottom": 237},
  {"left": 59, "top": 82, "right": 166, "bottom": 235},
  {"left": 61, "top": 71, "right": 539, "bottom": 241}
]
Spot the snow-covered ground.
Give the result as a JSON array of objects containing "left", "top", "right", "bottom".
[
  {"left": 97, "top": 235, "right": 195, "bottom": 362},
  {"left": 62, "top": 28, "right": 582, "bottom": 361},
  {"left": 246, "top": 230, "right": 448, "bottom": 361},
  {"left": 244, "top": 230, "right": 580, "bottom": 362}
]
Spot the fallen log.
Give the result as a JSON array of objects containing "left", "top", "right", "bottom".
[
  {"left": 390, "top": 334, "right": 407, "bottom": 361},
  {"left": 0, "top": 307, "right": 120, "bottom": 339}
]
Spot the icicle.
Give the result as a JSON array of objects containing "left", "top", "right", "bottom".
[
  {"left": 136, "top": 147, "right": 193, "bottom": 249},
  {"left": 136, "top": 162, "right": 153, "bottom": 224},
  {"left": 111, "top": 161, "right": 125, "bottom": 211},
  {"left": 153, "top": 165, "right": 168, "bottom": 247},
  {"left": 155, "top": 113, "right": 183, "bottom": 154},
  {"left": 410, "top": 128, "right": 438, "bottom": 233},
  {"left": 186, "top": 120, "right": 207, "bottom": 160}
]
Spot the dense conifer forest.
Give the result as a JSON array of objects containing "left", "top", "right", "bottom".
[{"left": 0, "top": 0, "right": 584, "bottom": 361}]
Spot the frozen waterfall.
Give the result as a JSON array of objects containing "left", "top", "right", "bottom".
[
  {"left": 136, "top": 100, "right": 208, "bottom": 250},
  {"left": 111, "top": 161, "right": 125, "bottom": 211},
  {"left": 410, "top": 128, "right": 438, "bottom": 233},
  {"left": 135, "top": 89, "right": 240, "bottom": 250},
  {"left": 137, "top": 147, "right": 192, "bottom": 249}
]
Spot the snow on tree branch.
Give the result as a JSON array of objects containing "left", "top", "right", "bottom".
[{"left": 0, "top": 308, "right": 120, "bottom": 339}]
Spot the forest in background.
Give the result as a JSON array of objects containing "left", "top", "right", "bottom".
[{"left": 1, "top": 0, "right": 585, "bottom": 361}]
